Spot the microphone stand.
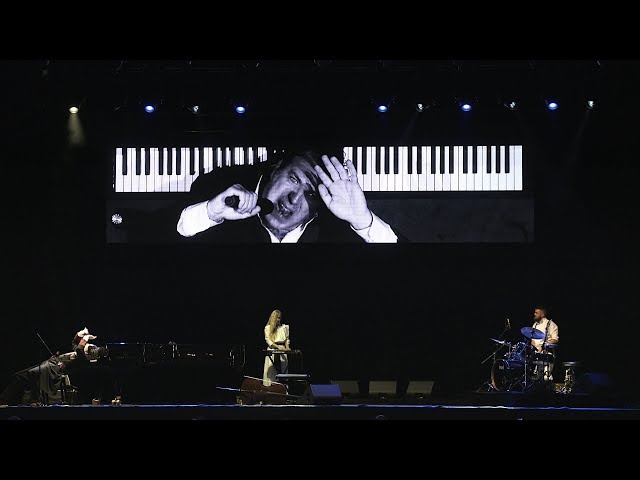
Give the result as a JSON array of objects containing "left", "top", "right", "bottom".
[{"left": 35, "top": 332, "right": 55, "bottom": 405}]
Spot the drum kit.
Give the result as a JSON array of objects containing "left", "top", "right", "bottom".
[{"left": 486, "top": 326, "right": 557, "bottom": 392}]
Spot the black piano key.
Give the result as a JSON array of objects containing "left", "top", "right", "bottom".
[
  {"left": 487, "top": 147, "right": 491, "bottom": 174},
  {"left": 463, "top": 146, "right": 468, "bottom": 174},
  {"left": 191, "top": 147, "right": 198, "bottom": 175},
  {"left": 122, "top": 148, "right": 128, "bottom": 176},
  {"left": 439, "top": 146, "right": 445, "bottom": 174},
  {"left": 495, "top": 147, "right": 501, "bottom": 174},
  {"left": 158, "top": 150, "right": 164, "bottom": 175},
  {"left": 135, "top": 148, "right": 141, "bottom": 175},
  {"left": 407, "top": 147, "right": 413, "bottom": 175},
  {"left": 360, "top": 148, "right": 366, "bottom": 175},
  {"left": 449, "top": 146, "right": 454, "bottom": 174},
  {"left": 144, "top": 148, "right": 150, "bottom": 175},
  {"left": 430, "top": 146, "right": 436, "bottom": 174},
  {"left": 505, "top": 146, "right": 510, "bottom": 173},
  {"left": 416, "top": 147, "right": 422, "bottom": 175},
  {"left": 376, "top": 146, "right": 381, "bottom": 174},
  {"left": 393, "top": 146, "right": 399, "bottom": 175},
  {"left": 176, "top": 147, "right": 182, "bottom": 175},
  {"left": 384, "top": 146, "right": 390, "bottom": 174},
  {"left": 471, "top": 145, "right": 478, "bottom": 173}
]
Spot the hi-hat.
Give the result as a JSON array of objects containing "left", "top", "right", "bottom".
[
  {"left": 490, "top": 338, "right": 511, "bottom": 346},
  {"left": 520, "top": 327, "right": 545, "bottom": 340}
]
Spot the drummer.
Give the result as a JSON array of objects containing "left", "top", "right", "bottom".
[{"left": 527, "top": 306, "right": 559, "bottom": 381}]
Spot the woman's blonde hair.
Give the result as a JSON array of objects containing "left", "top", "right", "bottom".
[{"left": 266, "top": 309, "right": 282, "bottom": 341}]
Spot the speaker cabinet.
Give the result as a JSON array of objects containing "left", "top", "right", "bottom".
[{"left": 302, "top": 384, "right": 342, "bottom": 405}]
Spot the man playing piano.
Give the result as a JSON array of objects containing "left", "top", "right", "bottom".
[{"left": 176, "top": 149, "right": 399, "bottom": 243}]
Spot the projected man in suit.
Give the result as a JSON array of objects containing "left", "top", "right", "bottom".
[{"left": 176, "top": 150, "right": 399, "bottom": 243}]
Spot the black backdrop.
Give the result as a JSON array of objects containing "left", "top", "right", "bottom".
[{"left": 4, "top": 60, "right": 639, "bottom": 401}]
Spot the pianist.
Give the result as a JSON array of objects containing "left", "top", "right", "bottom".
[
  {"left": 0, "top": 328, "right": 119, "bottom": 406},
  {"left": 176, "top": 149, "right": 399, "bottom": 243}
]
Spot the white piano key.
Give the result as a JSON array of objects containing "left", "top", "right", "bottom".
[
  {"left": 234, "top": 147, "right": 243, "bottom": 166},
  {"left": 426, "top": 146, "right": 434, "bottom": 191},
  {"left": 498, "top": 145, "right": 507, "bottom": 191},
  {"left": 169, "top": 148, "right": 178, "bottom": 192},
  {"left": 356, "top": 147, "right": 365, "bottom": 188},
  {"left": 400, "top": 146, "right": 411, "bottom": 192},
  {"left": 474, "top": 146, "right": 484, "bottom": 191},
  {"left": 385, "top": 146, "right": 395, "bottom": 192},
  {"left": 453, "top": 146, "right": 469, "bottom": 192},
  {"left": 143, "top": 148, "right": 153, "bottom": 192},
  {"left": 434, "top": 146, "right": 442, "bottom": 191},
  {"left": 418, "top": 146, "right": 427, "bottom": 191},
  {"left": 410, "top": 146, "right": 419, "bottom": 191},
  {"left": 151, "top": 148, "right": 162, "bottom": 192},
  {"left": 257, "top": 147, "right": 268, "bottom": 163},
  {"left": 203, "top": 147, "right": 213, "bottom": 174},
  {"left": 490, "top": 146, "right": 499, "bottom": 191},
  {"left": 225, "top": 147, "right": 232, "bottom": 167},
  {"left": 506, "top": 145, "right": 515, "bottom": 191},
  {"left": 482, "top": 146, "right": 492, "bottom": 191},
  {"left": 159, "top": 148, "right": 169, "bottom": 192},
  {"left": 379, "top": 147, "right": 388, "bottom": 191},
  {"left": 122, "top": 148, "right": 132, "bottom": 192},
  {"left": 247, "top": 147, "right": 254, "bottom": 166},
  {"left": 465, "top": 146, "right": 474, "bottom": 192},
  {"left": 514, "top": 145, "right": 523, "bottom": 190},
  {"left": 450, "top": 146, "right": 459, "bottom": 191},
  {"left": 178, "top": 147, "right": 189, "bottom": 192},
  {"left": 442, "top": 146, "right": 451, "bottom": 191},
  {"left": 115, "top": 148, "right": 124, "bottom": 192},
  {"left": 369, "top": 146, "right": 380, "bottom": 191}
]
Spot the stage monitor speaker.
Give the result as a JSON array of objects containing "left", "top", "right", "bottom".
[
  {"left": 302, "top": 384, "right": 343, "bottom": 405},
  {"left": 331, "top": 380, "right": 360, "bottom": 397}
]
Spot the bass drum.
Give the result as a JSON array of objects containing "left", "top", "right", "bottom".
[{"left": 491, "top": 359, "right": 524, "bottom": 391}]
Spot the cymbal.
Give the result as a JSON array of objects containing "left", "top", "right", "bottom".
[
  {"left": 520, "top": 326, "right": 545, "bottom": 340},
  {"left": 490, "top": 338, "right": 511, "bottom": 346},
  {"left": 543, "top": 342, "right": 558, "bottom": 348}
]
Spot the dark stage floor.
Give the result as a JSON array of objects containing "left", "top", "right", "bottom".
[{"left": 3, "top": 391, "right": 639, "bottom": 420}]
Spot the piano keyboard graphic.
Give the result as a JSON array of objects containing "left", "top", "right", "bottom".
[{"left": 114, "top": 145, "right": 522, "bottom": 193}]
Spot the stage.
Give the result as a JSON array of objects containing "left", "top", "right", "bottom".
[{"left": 3, "top": 391, "right": 638, "bottom": 420}]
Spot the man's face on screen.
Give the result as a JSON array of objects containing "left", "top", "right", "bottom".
[{"left": 261, "top": 156, "right": 321, "bottom": 233}]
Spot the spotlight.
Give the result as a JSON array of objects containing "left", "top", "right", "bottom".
[
  {"left": 144, "top": 104, "right": 155, "bottom": 113},
  {"left": 189, "top": 105, "right": 200, "bottom": 114},
  {"left": 416, "top": 103, "right": 426, "bottom": 113},
  {"left": 235, "top": 105, "right": 246, "bottom": 114},
  {"left": 586, "top": 100, "right": 596, "bottom": 110},
  {"left": 545, "top": 100, "right": 558, "bottom": 111},
  {"left": 456, "top": 98, "right": 474, "bottom": 112},
  {"left": 377, "top": 104, "right": 388, "bottom": 113},
  {"left": 504, "top": 101, "right": 518, "bottom": 111},
  {"left": 69, "top": 106, "right": 79, "bottom": 114},
  {"left": 111, "top": 213, "right": 123, "bottom": 225}
]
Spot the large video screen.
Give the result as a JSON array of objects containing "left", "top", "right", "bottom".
[{"left": 106, "top": 144, "right": 533, "bottom": 244}]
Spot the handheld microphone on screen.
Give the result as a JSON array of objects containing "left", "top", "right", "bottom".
[{"left": 225, "top": 195, "right": 274, "bottom": 215}]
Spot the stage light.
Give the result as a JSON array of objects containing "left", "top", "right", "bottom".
[
  {"left": 190, "top": 105, "right": 200, "bottom": 114},
  {"left": 69, "top": 106, "right": 79, "bottom": 114},
  {"left": 504, "top": 101, "right": 518, "bottom": 111},
  {"left": 235, "top": 105, "right": 246, "bottom": 114},
  {"left": 545, "top": 100, "right": 558, "bottom": 111},
  {"left": 416, "top": 103, "right": 426, "bottom": 113},
  {"left": 377, "top": 104, "right": 388, "bottom": 113},
  {"left": 586, "top": 100, "right": 596, "bottom": 110},
  {"left": 111, "top": 213, "right": 123, "bottom": 225},
  {"left": 456, "top": 98, "right": 474, "bottom": 112},
  {"left": 144, "top": 104, "right": 155, "bottom": 113}
]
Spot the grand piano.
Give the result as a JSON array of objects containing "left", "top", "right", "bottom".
[{"left": 104, "top": 342, "right": 245, "bottom": 404}]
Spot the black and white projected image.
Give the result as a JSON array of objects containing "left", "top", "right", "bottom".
[{"left": 107, "top": 144, "right": 533, "bottom": 244}]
